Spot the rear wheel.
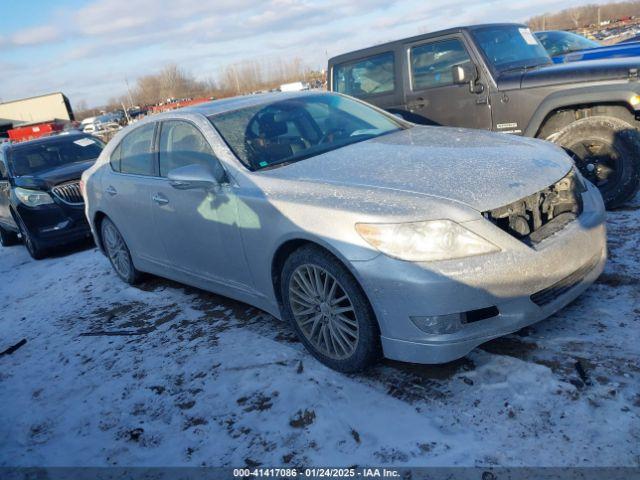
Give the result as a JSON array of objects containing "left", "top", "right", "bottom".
[
  {"left": 0, "top": 226, "right": 20, "bottom": 247},
  {"left": 280, "top": 245, "right": 381, "bottom": 372},
  {"left": 549, "top": 116, "right": 640, "bottom": 208},
  {"left": 100, "top": 217, "right": 142, "bottom": 285}
]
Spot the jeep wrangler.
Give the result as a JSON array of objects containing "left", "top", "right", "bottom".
[{"left": 328, "top": 23, "right": 640, "bottom": 208}]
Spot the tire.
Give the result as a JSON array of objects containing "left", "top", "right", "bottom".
[
  {"left": 280, "top": 245, "right": 381, "bottom": 373},
  {"left": 15, "top": 214, "right": 46, "bottom": 260},
  {"left": 0, "top": 226, "right": 20, "bottom": 247},
  {"left": 100, "top": 217, "right": 142, "bottom": 285},
  {"left": 549, "top": 116, "right": 640, "bottom": 209}
]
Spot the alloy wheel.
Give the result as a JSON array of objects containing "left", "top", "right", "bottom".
[
  {"left": 103, "top": 222, "right": 131, "bottom": 279},
  {"left": 288, "top": 264, "right": 359, "bottom": 360}
]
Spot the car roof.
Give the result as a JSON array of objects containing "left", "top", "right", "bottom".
[
  {"left": 0, "top": 132, "right": 93, "bottom": 152},
  {"left": 156, "top": 91, "right": 334, "bottom": 118},
  {"left": 328, "top": 23, "right": 527, "bottom": 64}
]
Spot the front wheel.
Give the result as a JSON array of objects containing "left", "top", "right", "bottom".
[
  {"left": 15, "top": 214, "right": 46, "bottom": 260},
  {"left": 280, "top": 245, "right": 381, "bottom": 373},
  {"left": 549, "top": 116, "right": 640, "bottom": 208},
  {"left": 101, "top": 217, "right": 142, "bottom": 285}
]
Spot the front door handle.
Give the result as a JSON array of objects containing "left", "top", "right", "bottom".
[
  {"left": 105, "top": 186, "right": 117, "bottom": 196},
  {"left": 152, "top": 193, "right": 169, "bottom": 205}
]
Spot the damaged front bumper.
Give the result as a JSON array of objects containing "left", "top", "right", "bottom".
[{"left": 351, "top": 181, "right": 607, "bottom": 364}]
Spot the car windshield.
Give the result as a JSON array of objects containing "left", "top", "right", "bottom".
[
  {"left": 9, "top": 136, "right": 104, "bottom": 176},
  {"left": 471, "top": 25, "right": 552, "bottom": 74},
  {"left": 536, "top": 31, "right": 600, "bottom": 57},
  {"left": 208, "top": 94, "right": 406, "bottom": 170}
]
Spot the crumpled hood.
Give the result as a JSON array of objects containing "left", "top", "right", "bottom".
[{"left": 269, "top": 126, "right": 573, "bottom": 212}]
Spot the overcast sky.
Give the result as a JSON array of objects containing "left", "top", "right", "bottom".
[{"left": 1, "top": 0, "right": 601, "bottom": 107}]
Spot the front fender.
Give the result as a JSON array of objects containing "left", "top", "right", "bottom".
[{"left": 524, "top": 83, "right": 640, "bottom": 137}]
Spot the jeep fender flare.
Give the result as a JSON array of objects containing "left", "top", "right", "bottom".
[{"left": 524, "top": 84, "right": 640, "bottom": 137}]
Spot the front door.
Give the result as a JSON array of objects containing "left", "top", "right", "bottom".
[
  {"left": 403, "top": 36, "right": 492, "bottom": 129},
  {"left": 151, "top": 120, "right": 254, "bottom": 294}
]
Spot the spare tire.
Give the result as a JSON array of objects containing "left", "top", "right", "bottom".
[{"left": 549, "top": 116, "right": 640, "bottom": 209}]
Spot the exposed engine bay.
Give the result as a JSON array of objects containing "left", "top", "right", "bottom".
[{"left": 483, "top": 169, "right": 586, "bottom": 245}]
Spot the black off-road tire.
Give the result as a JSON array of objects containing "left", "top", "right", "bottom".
[
  {"left": 100, "top": 217, "right": 142, "bottom": 285},
  {"left": 0, "top": 226, "right": 20, "bottom": 247},
  {"left": 15, "top": 214, "right": 47, "bottom": 260},
  {"left": 280, "top": 245, "right": 382, "bottom": 373},
  {"left": 550, "top": 116, "right": 640, "bottom": 209}
]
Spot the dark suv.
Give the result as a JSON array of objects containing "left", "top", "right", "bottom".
[
  {"left": 0, "top": 133, "right": 104, "bottom": 259},
  {"left": 328, "top": 23, "right": 640, "bottom": 208}
]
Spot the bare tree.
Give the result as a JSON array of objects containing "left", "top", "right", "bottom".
[{"left": 527, "top": 0, "right": 640, "bottom": 31}]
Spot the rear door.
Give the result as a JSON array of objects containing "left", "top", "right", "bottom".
[
  {"left": 402, "top": 35, "right": 492, "bottom": 129},
  {"left": 102, "top": 122, "right": 167, "bottom": 263},
  {"left": 150, "top": 119, "right": 254, "bottom": 293}
]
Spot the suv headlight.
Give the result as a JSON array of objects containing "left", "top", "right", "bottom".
[
  {"left": 356, "top": 220, "right": 499, "bottom": 262},
  {"left": 14, "top": 187, "right": 54, "bottom": 207}
]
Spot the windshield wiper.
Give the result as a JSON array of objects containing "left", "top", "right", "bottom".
[{"left": 500, "top": 63, "right": 548, "bottom": 74}]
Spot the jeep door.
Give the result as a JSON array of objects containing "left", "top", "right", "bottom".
[
  {"left": 402, "top": 36, "right": 492, "bottom": 129},
  {"left": 150, "top": 119, "right": 254, "bottom": 295}
]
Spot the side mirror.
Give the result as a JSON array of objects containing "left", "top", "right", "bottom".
[
  {"left": 167, "top": 163, "right": 225, "bottom": 190},
  {"left": 452, "top": 63, "right": 484, "bottom": 94}
]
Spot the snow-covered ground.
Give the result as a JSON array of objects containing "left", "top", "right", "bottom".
[{"left": 1, "top": 197, "right": 638, "bottom": 468}]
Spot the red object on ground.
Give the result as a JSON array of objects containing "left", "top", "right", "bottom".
[
  {"left": 8, "top": 120, "right": 65, "bottom": 142},
  {"left": 148, "top": 97, "right": 211, "bottom": 114}
]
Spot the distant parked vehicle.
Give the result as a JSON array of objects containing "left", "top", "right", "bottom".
[
  {"left": 279, "top": 81, "right": 310, "bottom": 92},
  {"left": 535, "top": 30, "right": 640, "bottom": 63},
  {"left": 618, "top": 34, "right": 640, "bottom": 44},
  {"left": 0, "top": 133, "right": 104, "bottom": 258},
  {"left": 83, "top": 92, "right": 605, "bottom": 372},
  {"left": 82, "top": 113, "right": 123, "bottom": 134},
  {"left": 328, "top": 23, "right": 640, "bottom": 208}
]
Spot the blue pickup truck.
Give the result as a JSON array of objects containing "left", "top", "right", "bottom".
[{"left": 535, "top": 30, "right": 640, "bottom": 63}]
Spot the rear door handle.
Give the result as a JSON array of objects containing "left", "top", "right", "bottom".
[
  {"left": 152, "top": 193, "right": 169, "bottom": 205},
  {"left": 105, "top": 186, "right": 117, "bottom": 196}
]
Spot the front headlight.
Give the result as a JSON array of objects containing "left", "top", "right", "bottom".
[
  {"left": 14, "top": 187, "right": 54, "bottom": 207},
  {"left": 355, "top": 220, "right": 499, "bottom": 262}
]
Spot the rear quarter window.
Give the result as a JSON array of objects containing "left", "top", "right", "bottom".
[{"left": 333, "top": 52, "right": 395, "bottom": 98}]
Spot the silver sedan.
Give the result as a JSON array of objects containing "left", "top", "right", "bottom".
[{"left": 82, "top": 92, "right": 606, "bottom": 372}]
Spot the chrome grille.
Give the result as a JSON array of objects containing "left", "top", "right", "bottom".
[{"left": 52, "top": 181, "right": 83, "bottom": 205}]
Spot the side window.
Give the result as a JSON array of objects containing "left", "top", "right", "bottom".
[
  {"left": 410, "top": 39, "right": 472, "bottom": 90},
  {"left": 158, "top": 121, "right": 218, "bottom": 177},
  {"left": 119, "top": 123, "right": 156, "bottom": 176},
  {"left": 333, "top": 52, "right": 395, "bottom": 97}
]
